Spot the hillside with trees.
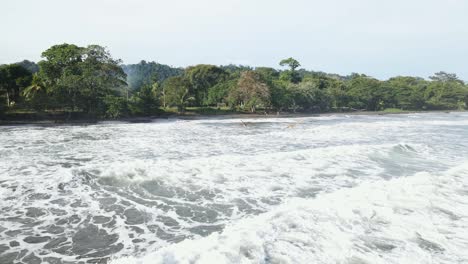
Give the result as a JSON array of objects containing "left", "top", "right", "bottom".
[{"left": 1, "top": 44, "right": 467, "bottom": 121}]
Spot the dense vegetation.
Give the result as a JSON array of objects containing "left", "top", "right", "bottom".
[{"left": 1, "top": 44, "right": 467, "bottom": 120}]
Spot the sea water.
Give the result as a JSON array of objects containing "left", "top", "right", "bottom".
[{"left": 0, "top": 112, "right": 467, "bottom": 263}]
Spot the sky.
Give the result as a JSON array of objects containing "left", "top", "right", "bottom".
[{"left": 1, "top": 0, "right": 467, "bottom": 80}]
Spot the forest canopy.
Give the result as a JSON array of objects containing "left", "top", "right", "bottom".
[{"left": 1, "top": 43, "right": 467, "bottom": 119}]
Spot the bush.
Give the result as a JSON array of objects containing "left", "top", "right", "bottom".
[
  {"left": 103, "top": 96, "right": 129, "bottom": 118},
  {"left": 128, "top": 84, "right": 160, "bottom": 116}
]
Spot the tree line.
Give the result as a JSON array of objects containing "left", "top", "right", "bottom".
[{"left": 1, "top": 43, "right": 467, "bottom": 119}]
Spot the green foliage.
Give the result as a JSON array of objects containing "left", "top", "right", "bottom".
[
  {"left": 279, "top": 58, "right": 301, "bottom": 71},
  {"left": 163, "top": 76, "right": 192, "bottom": 112},
  {"left": 425, "top": 81, "right": 467, "bottom": 110},
  {"left": 429, "top": 71, "right": 464, "bottom": 84},
  {"left": 34, "top": 43, "right": 126, "bottom": 116},
  {"left": 287, "top": 81, "right": 331, "bottom": 112},
  {"left": 220, "top": 65, "right": 252, "bottom": 76},
  {"left": 185, "top": 64, "right": 228, "bottom": 106},
  {"left": 103, "top": 95, "right": 129, "bottom": 118},
  {"left": 79, "top": 45, "right": 127, "bottom": 115},
  {"left": 269, "top": 81, "right": 292, "bottom": 111},
  {"left": 122, "top": 60, "right": 183, "bottom": 91},
  {"left": 0, "top": 63, "right": 32, "bottom": 108},
  {"left": 385, "top": 76, "right": 428, "bottom": 110},
  {"left": 253, "top": 67, "right": 290, "bottom": 110},
  {"left": 3, "top": 43, "right": 468, "bottom": 120},
  {"left": 22, "top": 73, "right": 48, "bottom": 111},
  {"left": 255, "top": 67, "right": 280, "bottom": 81},
  {"left": 129, "top": 83, "right": 160, "bottom": 115},
  {"left": 17, "top": 60, "right": 39, "bottom": 74},
  {"left": 229, "top": 71, "right": 271, "bottom": 112},
  {"left": 347, "top": 75, "right": 386, "bottom": 111},
  {"left": 279, "top": 58, "right": 302, "bottom": 83},
  {"left": 206, "top": 79, "right": 238, "bottom": 106}
]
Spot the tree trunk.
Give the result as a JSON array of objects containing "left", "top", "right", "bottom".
[{"left": 5, "top": 90, "right": 10, "bottom": 107}]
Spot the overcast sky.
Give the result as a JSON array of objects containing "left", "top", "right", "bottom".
[{"left": 1, "top": 0, "right": 467, "bottom": 79}]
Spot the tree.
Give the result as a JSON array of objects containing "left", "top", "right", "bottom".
[
  {"left": 429, "top": 71, "right": 464, "bottom": 84},
  {"left": 279, "top": 58, "right": 301, "bottom": 83},
  {"left": 185, "top": 64, "right": 228, "bottom": 106},
  {"left": 206, "top": 79, "right": 238, "bottom": 106},
  {"left": 229, "top": 71, "right": 271, "bottom": 112},
  {"left": 37, "top": 43, "right": 84, "bottom": 112},
  {"left": 347, "top": 75, "right": 384, "bottom": 111},
  {"left": 269, "top": 81, "right": 292, "bottom": 111},
  {"left": 79, "top": 45, "right": 127, "bottom": 116},
  {"left": 122, "top": 60, "right": 183, "bottom": 91},
  {"left": 163, "top": 76, "right": 192, "bottom": 112},
  {"left": 425, "top": 76, "right": 467, "bottom": 110},
  {"left": 4, "top": 42, "right": 468, "bottom": 118},
  {"left": 255, "top": 67, "right": 280, "bottom": 81},
  {"left": 287, "top": 81, "right": 331, "bottom": 112},
  {"left": 36, "top": 43, "right": 126, "bottom": 117},
  {"left": 17, "top": 60, "right": 39, "bottom": 74},
  {"left": 324, "top": 78, "right": 349, "bottom": 110},
  {"left": 253, "top": 67, "right": 289, "bottom": 111},
  {"left": 130, "top": 82, "right": 160, "bottom": 115},
  {"left": 103, "top": 95, "right": 129, "bottom": 118},
  {"left": 22, "top": 73, "right": 49, "bottom": 111},
  {"left": 279, "top": 58, "right": 301, "bottom": 71},
  {"left": 0, "top": 64, "right": 32, "bottom": 107},
  {"left": 385, "top": 76, "right": 428, "bottom": 110}
]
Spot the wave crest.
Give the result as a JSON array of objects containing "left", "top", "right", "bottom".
[{"left": 112, "top": 161, "right": 468, "bottom": 264}]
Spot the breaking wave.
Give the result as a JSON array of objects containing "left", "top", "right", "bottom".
[
  {"left": 1, "top": 112, "right": 467, "bottom": 263},
  {"left": 112, "top": 161, "right": 468, "bottom": 264}
]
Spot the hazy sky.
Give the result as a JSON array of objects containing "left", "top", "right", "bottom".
[{"left": 1, "top": 0, "right": 467, "bottom": 79}]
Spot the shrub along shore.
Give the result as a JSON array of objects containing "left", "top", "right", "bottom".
[{"left": 1, "top": 43, "right": 467, "bottom": 124}]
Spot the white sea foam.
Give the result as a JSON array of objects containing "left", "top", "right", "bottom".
[
  {"left": 112, "top": 161, "right": 468, "bottom": 264},
  {"left": 1, "top": 112, "right": 467, "bottom": 263}
]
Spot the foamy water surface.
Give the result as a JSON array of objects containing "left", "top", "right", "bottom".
[{"left": 0, "top": 112, "right": 467, "bottom": 264}]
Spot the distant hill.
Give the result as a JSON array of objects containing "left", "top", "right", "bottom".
[
  {"left": 0, "top": 60, "right": 39, "bottom": 74},
  {"left": 17, "top": 60, "right": 39, "bottom": 74},
  {"left": 121, "top": 60, "right": 183, "bottom": 91}
]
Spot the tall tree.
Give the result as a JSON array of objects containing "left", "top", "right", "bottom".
[
  {"left": 229, "top": 71, "right": 271, "bottom": 112},
  {"left": 425, "top": 72, "right": 467, "bottom": 109},
  {"left": 37, "top": 44, "right": 84, "bottom": 112},
  {"left": 279, "top": 58, "right": 300, "bottom": 71},
  {"left": 130, "top": 82, "right": 160, "bottom": 115},
  {"left": 79, "top": 45, "right": 127, "bottom": 115},
  {"left": 0, "top": 64, "right": 32, "bottom": 107},
  {"left": 185, "top": 64, "right": 228, "bottom": 106},
  {"left": 347, "top": 75, "right": 384, "bottom": 111},
  {"left": 163, "top": 76, "right": 192, "bottom": 112},
  {"left": 279, "top": 57, "right": 301, "bottom": 83},
  {"left": 22, "top": 73, "right": 48, "bottom": 111},
  {"left": 35, "top": 43, "right": 126, "bottom": 116},
  {"left": 287, "top": 81, "right": 331, "bottom": 112},
  {"left": 429, "top": 71, "right": 464, "bottom": 84},
  {"left": 385, "top": 76, "right": 428, "bottom": 110}
]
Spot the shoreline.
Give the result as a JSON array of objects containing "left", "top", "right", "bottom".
[{"left": 0, "top": 110, "right": 462, "bottom": 126}]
